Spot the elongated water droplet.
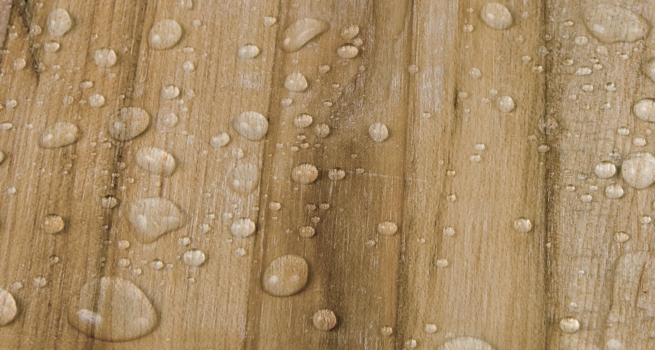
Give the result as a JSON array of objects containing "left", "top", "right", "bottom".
[
  {"left": 633, "top": 98, "right": 655, "bottom": 122},
  {"left": 377, "top": 221, "right": 398, "bottom": 236},
  {"left": 43, "top": 214, "right": 65, "bottom": 234},
  {"left": 39, "top": 122, "right": 80, "bottom": 148},
  {"left": 230, "top": 218, "right": 256, "bottom": 238},
  {"left": 437, "top": 337, "right": 493, "bottom": 350},
  {"left": 282, "top": 18, "right": 329, "bottom": 52},
  {"left": 109, "top": 107, "right": 151, "bottom": 141},
  {"left": 291, "top": 163, "right": 319, "bottom": 184},
  {"left": 68, "top": 277, "right": 158, "bottom": 341},
  {"left": 44, "top": 42, "right": 60, "bottom": 52},
  {"left": 128, "top": 198, "right": 182, "bottom": 243},
  {"left": 336, "top": 44, "right": 359, "bottom": 59},
  {"left": 369, "top": 123, "right": 389, "bottom": 142},
  {"left": 228, "top": 163, "right": 260, "bottom": 193},
  {"left": 149, "top": 20, "right": 183, "bottom": 50},
  {"left": 135, "top": 147, "right": 176, "bottom": 176},
  {"left": 238, "top": 44, "right": 260, "bottom": 59},
  {"left": 583, "top": 4, "right": 650, "bottom": 43},
  {"left": 312, "top": 309, "right": 337, "bottom": 331},
  {"left": 480, "top": 2, "right": 513, "bottom": 30},
  {"left": 559, "top": 317, "right": 580, "bottom": 333},
  {"left": 621, "top": 152, "right": 655, "bottom": 189},
  {"left": 94, "top": 48, "right": 117, "bottom": 68},
  {"left": 0, "top": 288, "right": 17, "bottom": 326},
  {"left": 614, "top": 232, "right": 630, "bottom": 243},
  {"left": 182, "top": 249, "right": 206, "bottom": 267},
  {"left": 262, "top": 255, "right": 309, "bottom": 296},
  {"left": 284, "top": 72, "right": 308, "bottom": 92},
  {"left": 47, "top": 9, "right": 72, "bottom": 37},
  {"left": 232, "top": 111, "right": 268, "bottom": 141}
]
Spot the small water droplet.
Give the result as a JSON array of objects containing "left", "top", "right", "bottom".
[
  {"left": 117, "top": 258, "right": 131, "bottom": 268},
  {"left": 263, "top": 16, "right": 277, "bottom": 27},
  {"left": 182, "top": 61, "right": 195, "bottom": 73},
  {"left": 294, "top": 114, "right": 313, "bottom": 128},
  {"left": 443, "top": 227, "right": 455, "bottom": 237},
  {"left": 210, "top": 132, "right": 230, "bottom": 148},
  {"left": 117, "top": 240, "right": 130, "bottom": 250},
  {"left": 462, "top": 24, "right": 474, "bottom": 33},
  {"left": 0, "top": 288, "right": 17, "bottom": 326},
  {"left": 369, "top": 123, "right": 389, "bottom": 142},
  {"left": 469, "top": 68, "right": 481, "bottom": 79},
  {"left": 341, "top": 24, "right": 360, "bottom": 40},
  {"left": 559, "top": 317, "right": 580, "bottom": 333},
  {"left": 614, "top": 231, "right": 630, "bottom": 243},
  {"left": 284, "top": 72, "right": 308, "bottom": 92},
  {"left": 93, "top": 48, "right": 117, "bottom": 68},
  {"left": 633, "top": 137, "right": 647, "bottom": 147},
  {"left": 605, "top": 184, "right": 624, "bottom": 199},
  {"left": 633, "top": 98, "right": 655, "bottom": 123},
  {"left": 230, "top": 218, "right": 256, "bottom": 238},
  {"left": 149, "top": 19, "right": 183, "bottom": 50},
  {"left": 497, "top": 95, "right": 515, "bottom": 113},
  {"left": 262, "top": 255, "right": 309, "bottom": 296},
  {"left": 88, "top": 94, "right": 105, "bottom": 108},
  {"left": 594, "top": 161, "right": 617, "bottom": 178},
  {"left": 44, "top": 42, "right": 60, "bottom": 52},
  {"left": 641, "top": 216, "right": 652, "bottom": 224},
  {"left": 605, "top": 339, "right": 625, "bottom": 350},
  {"left": 337, "top": 44, "right": 359, "bottom": 59},
  {"left": 404, "top": 339, "right": 418, "bottom": 349},
  {"left": 377, "top": 221, "right": 398, "bottom": 236},
  {"left": 437, "top": 337, "right": 493, "bottom": 350},
  {"left": 182, "top": 249, "right": 206, "bottom": 267},
  {"left": 291, "top": 163, "right": 319, "bottom": 184},
  {"left": 312, "top": 309, "right": 337, "bottom": 331},
  {"left": 436, "top": 259, "right": 449, "bottom": 268},
  {"left": 33, "top": 276, "right": 47, "bottom": 288},
  {"left": 232, "top": 111, "right": 268, "bottom": 141},
  {"left": 13, "top": 58, "right": 26, "bottom": 71},
  {"left": 128, "top": 198, "right": 183, "bottom": 243},
  {"left": 161, "top": 85, "right": 180, "bottom": 100},
  {"left": 5, "top": 100, "right": 16, "bottom": 110},
  {"left": 314, "top": 123, "right": 330, "bottom": 138},
  {"left": 583, "top": 4, "right": 649, "bottom": 43},
  {"left": 43, "top": 214, "right": 65, "bottom": 234},
  {"left": 424, "top": 323, "right": 437, "bottom": 334},
  {"left": 269, "top": 202, "right": 281, "bottom": 211},
  {"left": 39, "top": 122, "right": 80, "bottom": 148},
  {"left": 135, "top": 147, "right": 176, "bottom": 176},
  {"left": 68, "top": 277, "right": 158, "bottom": 341},
  {"left": 480, "top": 2, "right": 513, "bottom": 30},
  {"left": 380, "top": 326, "right": 393, "bottom": 336},
  {"left": 282, "top": 18, "right": 329, "bottom": 52},
  {"left": 575, "top": 67, "right": 592, "bottom": 76},
  {"left": 580, "top": 194, "right": 593, "bottom": 203},
  {"left": 513, "top": 217, "right": 533, "bottom": 233},
  {"left": 101, "top": 195, "right": 119, "bottom": 209},
  {"left": 328, "top": 168, "right": 346, "bottom": 181},
  {"left": 574, "top": 35, "right": 589, "bottom": 45},
  {"left": 469, "top": 154, "right": 482, "bottom": 163},
  {"left": 618, "top": 127, "right": 630, "bottom": 136},
  {"left": 238, "top": 44, "right": 260, "bottom": 59},
  {"left": 621, "top": 152, "right": 655, "bottom": 189},
  {"left": 109, "top": 107, "right": 151, "bottom": 141},
  {"left": 47, "top": 9, "right": 72, "bottom": 37}
]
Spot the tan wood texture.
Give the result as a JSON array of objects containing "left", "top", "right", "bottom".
[{"left": 0, "top": 0, "right": 653, "bottom": 349}]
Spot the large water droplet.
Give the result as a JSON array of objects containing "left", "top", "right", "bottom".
[
  {"left": 480, "top": 2, "right": 513, "bottom": 30},
  {"left": 182, "top": 249, "right": 206, "bottom": 267},
  {"left": 583, "top": 4, "right": 650, "bottom": 43},
  {"left": 43, "top": 214, "right": 65, "bottom": 234},
  {"left": 262, "top": 255, "right": 309, "bottom": 297},
  {"left": 93, "top": 48, "right": 117, "bottom": 68},
  {"left": 128, "top": 198, "right": 183, "bottom": 243},
  {"left": 284, "top": 72, "right": 308, "bottom": 92},
  {"left": 47, "top": 9, "right": 72, "bottom": 37},
  {"left": 559, "top": 317, "right": 580, "bottom": 333},
  {"left": 68, "top": 277, "right": 158, "bottom": 341},
  {"left": 228, "top": 163, "right": 260, "bottom": 193},
  {"left": 135, "top": 147, "right": 177, "bottom": 176},
  {"left": 312, "top": 309, "right": 337, "bottom": 331},
  {"left": 109, "top": 107, "right": 151, "bottom": 141},
  {"left": 39, "top": 122, "right": 80, "bottom": 148},
  {"left": 281, "top": 18, "right": 329, "bottom": 52},
  {"left": 621, "top": 152, "right": 655, "bottom": 189},
  {"left": 633, "top": 98, "right": 655, "bottom": 122},
  {"left": 232, "top": 111, "right": 268, "bottom": 141},
  {"left": 369, "top": 123, "right": 389, "bottom": 142},
  {"left": 437, "top": 337, "right": 493, "bottom": 350},
  {"left": 0, "top": 288, "right": 17, "bottom": 326},
  {"left": 291, "top": 163, "right": 319, "bottom": 184},
  {"left": 149, "top": 19, "right": 183, "bottom": 50}
]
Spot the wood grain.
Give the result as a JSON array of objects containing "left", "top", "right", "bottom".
[{"left": 1, "top": 0, "right": 654, "bottom": 349}]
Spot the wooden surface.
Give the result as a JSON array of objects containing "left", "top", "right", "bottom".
[{"left": 0, "top": 0, "right": 653, "bottom": 349}]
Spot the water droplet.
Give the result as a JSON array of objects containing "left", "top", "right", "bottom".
[
  {"left": 237, "top": 44, "right": 260, "bottom": 59},
  {"left": 291, "top": 163, "right": 319, "bottom": 184},
  {"left": 149, "top": 19, "right": 183, "bottom": 50},
  {"left": 6, "top": 187, "right": 16, "bottom": 195},
  {"left": 621, "top": 152, "right": 655, "bottom": 189},
  {"left": 462, "top": 24, "right": 474, "bottom": 33},
  {"left": 377, "top": 221, "right": 398, "bottom": 236},
  {"left": 298, "top": 226, "right": 316, "bottom": 238},
  {"left": 480, "top": 2, "right": 513, "bottom": 30},
  {"left": 497, "top": 95, "right": 515, "bottom": 113},
  {"left": 44, "top": 42, "right": 60, "bottom": 52},
  {"left": 314, "top": 123, "right": 330, "bottom": 138},
  {"left": 337, "top": 44, "right": 359, "bottom": 59},
  {"left": 232, "top": 111, "right": 268, "bottom": 141},
  {"left": 633, "top": 98, "right": 655, "bottom": 122},
  {"left": 135, "top": 147, "right": 176, "bottom": 176},
  {"left": 109, "top": 107, "right": 151, "bottom": 141},
  {"left": 318, "top": 64, "right": 331, "bottom": 74},
  {"left": 614, "top": 232, "right": 630, "bottom": 243},
  {"left": 5, "top": 100, "right": 16, "bottom": 110},
  {"left": 328, "top": 168, "right": 346, "bottom": 181},
  {"left": 281, "top": 18, "right": 329, "bottom": 52},
  {"left": 68, "top": 277, "right": 158, "bottom": 341},
  {"left": 117, "top": 240, "right": 130, "bottom": 250},
  {"left": 605, "top": 184, "right": 624, "bottom": 199},
  {"left": 641, "top": 215, "right": 652, "bottom": 224},
  {"left": 128, "top": 198, "right": 182, "bottom": 243},
  {"left": 47, "top": 9, "right": 72, "bottom": 37},
  {"left": 593, "top": 161, "right": 616, "bottom": 178},
  {"left": 341, "top": 24, "right": 360, "bottom": 40},
  {"left": 574, "top": 35, "right": 589, "bottom": 45},
  {"left": 380, "top": 326, "right": 393, "bottom": 336},
  {"left": 39, "top": 122, "right": 80, "bottom": 149},
  {"left": 102, "top": 195, "right": 119, "bottom": 209},
  {"left": 537, "top": 144, "right": 550, "bottom": 153},
  {"left": 643, "top": 58, "right": 655, "bottom": 82},
  {"left": 583, "top": 4, "right": 649, "bottom": 43},
  {"left": 575, "top": 67, "right": 592, "bottom": 76},
  {"left": 369, "top": 123, "right": 389, "bottom": 142},
  {"left": 182, "top": 249, "right": 206, "bottom": 267},
  {"left": 469, "top": 154, "right": 482, "bottom": 163},
  {"left": 424, "top": 323, "right": 437, "bottom": 334},
  {"left": 43, "top": 214, "right": 65, "bottom": 234},
  {"left": 93, "top": 48, "right": 117, "bottom": 68},
  {"left": 618, "top": 127, "right": 630, "bottom": 136},
  {"left": 469, "top": 68, "right": 482, "bottom": 79},
  {"left": 263, "top": 16, "right": 277, "bottom": 27},
  {"left": 149, "top": 259, "right": 164, "bottom": 270},
  {"left": 634, "top": 137, "right": 647, "bottom": 147},
  {"left": 436, "top": 259, "right": 449, "bottom": 268},
  {"left": 513, "top": 217, "right": 533, "bottom": 233},
  {"left": 312, "top": 309, "right": 337, "bottom": 331},
  {"left": 605, "top": 339, "right": 625, "bottom": 350},
  {"left": 262, "top": 255, "right": 309, "bottom": 297},
  {"left": 208, "top": 132, "right": 230, "bottom": 148},
  {"left": 228, "top": 163, "right": 260, "bottom": 193},
  {"left": 284, "top": 72, "right": 308, "bottom": 92},
  {"left": 33, "top": 276, "right": 47, "bottom": 287},
  {"left": 437, "top": 337, "right": 493, "bottom": 350},
  {"left": 230, "top": 218, "right": 256, "bottom": 238},
  {"left": 0, "top": 288, "right": 17, "bottom": 326},
  {"left": 443, "top": 227, "right": 455, "bottom": 237},
  {"left": 161, "top": 85, "right": 180, "bottom": 100},
  {"left": 13, "top": 58, "right": 26, "bottom": 71},
  {"left": 294, "top": 114, "right": 313, "bottom": 128},
  {"left": 580, "top": 194, "right": 593, "bottom": 203},
  {"left": 88, "top": 94, "right": 105, "bottom": 108},
  {"left": 404, "top": 339, "right": 418, "bottom": 349},
  {"left": 269, "top": 201, "right": 281, "bottom": 211},
  {"left": 559, "top": 317, "right": 580, "bottom": 333},
  {"left": 117, "top": 258, "right": 131, "bottom": 268}
]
